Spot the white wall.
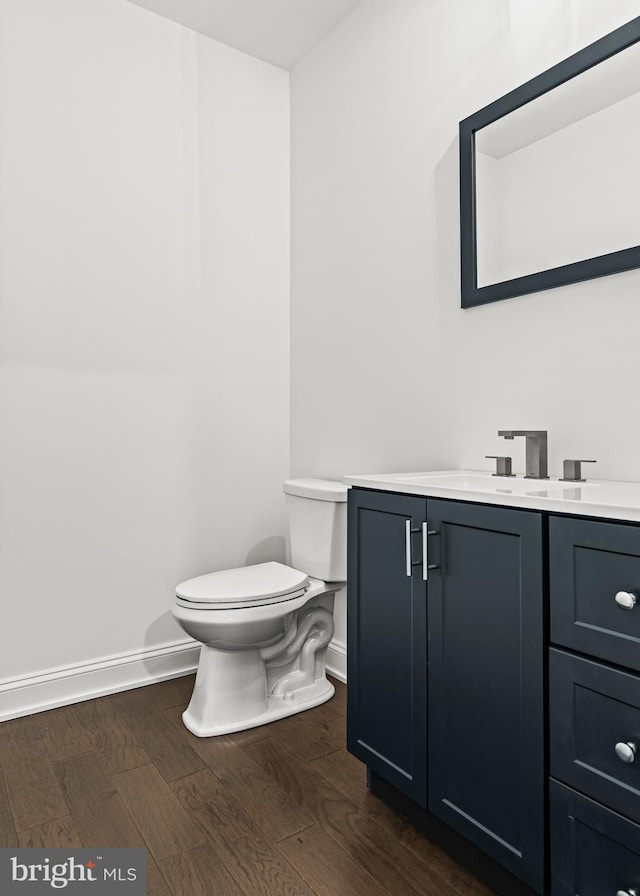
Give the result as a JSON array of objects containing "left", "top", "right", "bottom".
[
  {"left": 0, "top": 0, "right": 289, "bottom": 711},
  {"left": 290, "top": 0, "right": 640, "bottom": 648},
  {"left": 291, "top": 0, "right": 640, "bottom": 481}
]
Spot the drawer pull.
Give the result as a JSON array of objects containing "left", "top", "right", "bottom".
[
  {"left": 615, "top": 741, "right": 637, "bottom": 763},
  {"left": 615, "top": 591, "right": 637, "bottom": 610},
  {"left": 616, "top": 890, "right": 638, "bottom": 896}
]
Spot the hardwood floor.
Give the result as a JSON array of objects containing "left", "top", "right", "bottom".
[{"left": 0, "top": 677, "right": 495, "bottom": 896}]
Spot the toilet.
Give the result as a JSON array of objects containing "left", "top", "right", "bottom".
[{"left": 172, "top": 478, "right": 347, "bottom": 737}]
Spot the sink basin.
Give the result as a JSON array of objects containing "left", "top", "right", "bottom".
[
  {"left": 343, "top": 470, "right": 640, "bottom": 524},
  {"left": 388, "top": 471, "right": 596, "bottom": 498}
]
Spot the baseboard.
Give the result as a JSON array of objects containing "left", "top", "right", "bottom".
[
  {"left": 326, "top": 638, "right": 346, "bottom": 683},
  {"left": 0, "top": 635, "right": 347, "bottom": 723},
  {"left": 0, "top": 640, "right": 201, "bottom": 722}
]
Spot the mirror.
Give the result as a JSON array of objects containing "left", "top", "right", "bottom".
[{"left": 460, "top": 16, "right": 640, "bottom": 308}]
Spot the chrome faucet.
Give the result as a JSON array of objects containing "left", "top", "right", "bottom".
[{"left": 498, "top": 430, "right": 549, "bottom": 479}]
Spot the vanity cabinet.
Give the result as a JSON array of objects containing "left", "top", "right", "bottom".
[
  {"left": 347, "top": 476, "right": 640, "bottom": 896},
  {"left": 347, "top": 488, "right": 545, "bottom": 892}
]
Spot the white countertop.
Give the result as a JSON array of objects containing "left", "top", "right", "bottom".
[{"left": 343, "top": 470, "right": 640, "bottom": 523}]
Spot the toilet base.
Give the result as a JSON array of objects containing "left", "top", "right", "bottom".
[
  {"left": 177, "top": 583, "right": 339, "bottom": 738},
  {"left": 182, "top": 676, "right": 335, "bottom": 737}
]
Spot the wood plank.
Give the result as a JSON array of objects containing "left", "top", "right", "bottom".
[
  {"left": 309, "top": 745, "right": 370, "bottom": 803},
  {"left": 55, "top": 750, "right": 147, "bottom": 849},
  {"left": 278, "top": 823, "right": 390, "bottom": 896},
  {"left": 163, "top": 704, "right": 313, "bottom": 843},
  {"left": 243, "top": 735, "right": 347, "bottom": 821},
  {"left": 245, "top": 736, "right": 462, "bottom": 896},
  {"left": 0, "top": 769, "right": 17, "bottom": 848},
  {"left": 110, "top": 689, "right": 205, "bottom": 782},
  {"left": 113, "top": 763, "right": 206, "bottom": 861},
  {"left": 0, "top": 714, "right": 70, "bottom": 831},
  {"left": 144, "top": 675, "right": 196, "bottom": 710},
  {"left": 145, "top": 858, "right": 174, "bottom": 896},
  {"left": 172, "top": 769, "right": 316, "bottom": 896},
  {"left": 158, "top": 842, "right": 246, "bottom": 896},
  {"left": 73, "top": 696, "right": 149, "bottom": 776},
  {"left": 56, "top": 751, "right": 185, "bottom": 895},
  {"left": 229, "top": 722, "right": 275, "bottom": 747},
  {"left": 302, "top": 714, "right": 345, "bottom": 750},
  {"left": 39, "top": 704, "right": 94, "bottom": 762},
  {"left": 234, "top": 712, "right": 342, "bottom": 763},
  {"left": 18, "top": 816, "right": 83, "bottom": 848}
]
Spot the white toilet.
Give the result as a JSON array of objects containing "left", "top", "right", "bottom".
[{"left": 172, "top": 478, "right": 347, "bottom": 737}]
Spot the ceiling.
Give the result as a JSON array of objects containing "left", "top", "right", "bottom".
[{"left": 124, "top": 0, "right": 363, "bottom": 70}]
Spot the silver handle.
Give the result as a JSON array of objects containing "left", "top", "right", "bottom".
[
  {"left": 615, "top": 741, "right": 637, "bottom": 764},
  {"left": 405, "top": 520, "right": 412, "bottom": 577},
  {"left": 422, "top": 523, "right": 428, "bottom": 580},
  {"left": 421, "top": 523, "right": 440, "bottom": 580},
  {"left": 560, "top": 458, "right": 596, "bottom": 482},
  {"left": 485, "top": 455, "right": 514, "bottom": 477},
  {"left": 616, "top": 889, "right": 638, "bottom": 896},
  {"left": 615, "top": 591, "right": 637, "bottom": 610}
]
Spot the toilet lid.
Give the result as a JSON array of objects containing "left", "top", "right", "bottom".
[{"left": 175, "top": 561, "right": 310, "bottom": 607}]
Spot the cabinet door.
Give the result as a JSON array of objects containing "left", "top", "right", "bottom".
[
  {"left": 347, "top": 488, "right": 427, "bottom": 807},
  {"left": 427, "top": 499, "right": 544, "bottom": 892}
]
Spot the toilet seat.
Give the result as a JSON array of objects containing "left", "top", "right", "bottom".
[{"left": 175, "top": 561, "right": 310, "bottom": 611}]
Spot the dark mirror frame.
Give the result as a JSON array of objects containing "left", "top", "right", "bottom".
[{"left": 460, "top": 16, "right": 640, "bottom": 309}]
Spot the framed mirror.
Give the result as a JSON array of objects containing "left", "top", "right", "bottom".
[{"left": 460, "top": 16, "right": 640, "bottom": 308}]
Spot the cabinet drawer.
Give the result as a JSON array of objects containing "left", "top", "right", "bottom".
[
  {"left": 550, "top": 516, "right": 640, "bottom": 671},
  {"left": 550, "top": 779, "right": 640, "bottom": 896},
  {"left": 550, "top": 648, "right": 640, "bottom": 823}
]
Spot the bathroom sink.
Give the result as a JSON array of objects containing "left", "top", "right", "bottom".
[
  {"left": 343, "top": 470, "right": 640, "bottom": 524},
  {"left": 390, "top": 471, "right": 595, "bottom": 498}
]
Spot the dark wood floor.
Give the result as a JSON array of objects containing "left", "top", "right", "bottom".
[{"left": 0, "top": 676, "right": 495, "bottom": 896}]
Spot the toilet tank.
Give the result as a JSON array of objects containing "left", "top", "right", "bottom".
[{"left": 283, "top": 478, "right": 348, "bottom": 581}]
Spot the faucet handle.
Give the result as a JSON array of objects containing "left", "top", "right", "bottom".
[
  {"left": 485, "top": 456, "right": 515, "bottom": 477},
  {"left": 560, "top": 459, "right": 596, "bottom": 483}
]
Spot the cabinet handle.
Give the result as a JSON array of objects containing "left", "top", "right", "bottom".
[
  {"left": 616, "top": 889, "right": 638, "bottom": 896},
  {"left": 405, "top": 520, "right": 412, "bottom": 576},
  {"left": 422, "top": 523, "right": 439, "bottom": 581},
  {"left": 615, "top": 741, "right": 637, "bottom": 764},
  {"left": 422, "top": 522, "right": 428, "bottom": 580},
  {"left": 615, "top": 591, "right": 637, "bottom": 610}
]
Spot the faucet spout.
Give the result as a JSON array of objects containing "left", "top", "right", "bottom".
[{"left": 498, "top": 430, "right": 548, "bottom": 479}]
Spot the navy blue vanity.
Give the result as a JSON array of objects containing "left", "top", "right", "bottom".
[{"left": 345, "top": 472, "right": 640, "bottom": 896}]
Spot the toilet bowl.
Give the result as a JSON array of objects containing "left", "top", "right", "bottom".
[{"left": 172, "top": 478, "right": 347, "bottom": 737}]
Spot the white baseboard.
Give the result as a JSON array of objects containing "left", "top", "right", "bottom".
[
  {"left": 0, "top": 640, "right": 200, "bottom": 722},
  {"left": 326, "top": 638, "right": 346, "bottom": 683},
  {"left": 0, "top": 636, "right": 347, "bottom": 723}
]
